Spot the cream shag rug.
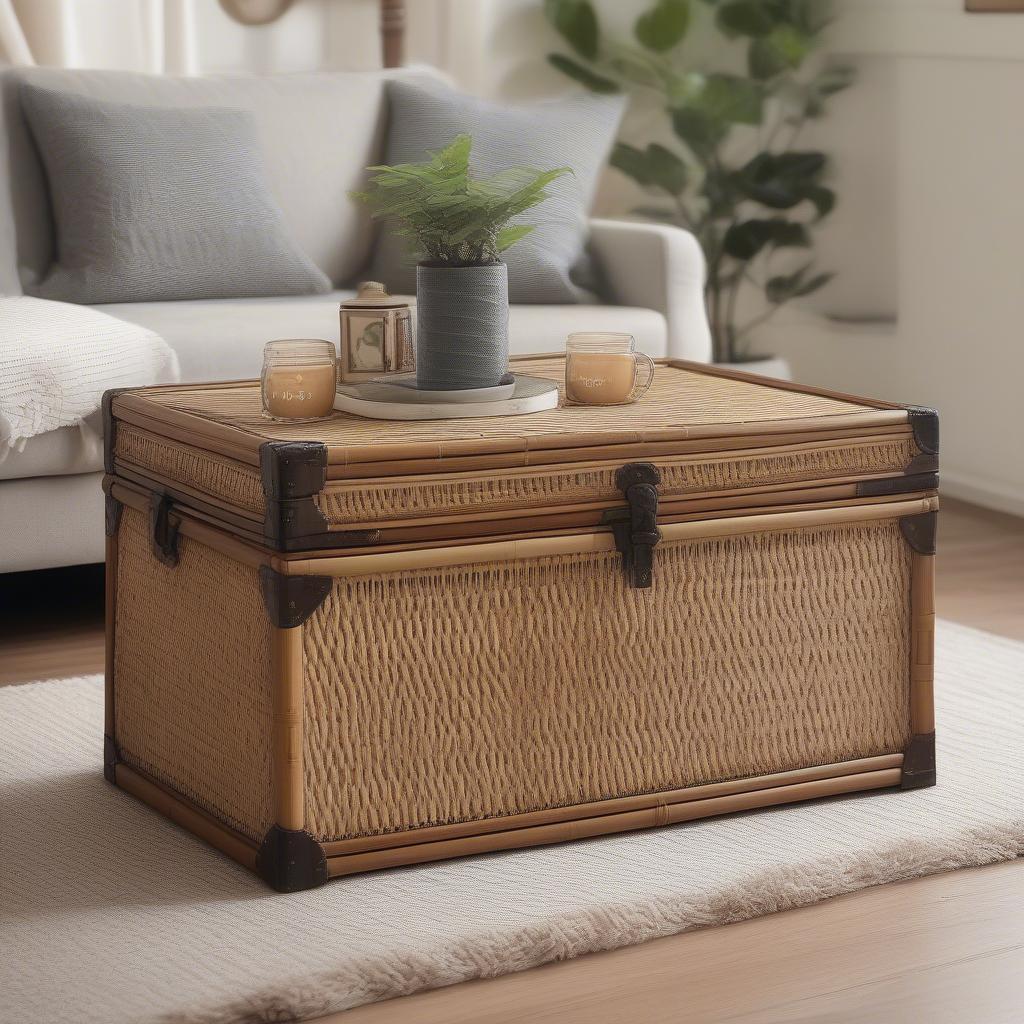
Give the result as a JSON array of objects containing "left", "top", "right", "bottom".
[{"left": 2, "top": 621, "right": 1022, "bottom": 1024}]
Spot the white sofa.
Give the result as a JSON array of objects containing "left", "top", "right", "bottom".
[{"left": 0, "top": 66, "right": 711, "bottom": 574}]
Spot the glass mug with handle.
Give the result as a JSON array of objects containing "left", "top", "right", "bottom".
[{"left": 564, "top": 332, "right": 656, "bottom": 406}]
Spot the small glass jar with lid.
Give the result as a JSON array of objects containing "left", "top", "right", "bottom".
[
  {"left": 339, "top": 281, "right": 414, "bottom": 384},
  {"left": 260, "top": 339, "right": 337, "bottom": 421}
]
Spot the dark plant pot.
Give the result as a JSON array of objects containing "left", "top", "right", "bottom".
[{"left": 415, "top": 263, "right": 509, "bottom": 390}]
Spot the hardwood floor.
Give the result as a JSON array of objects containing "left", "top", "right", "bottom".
[
  {"left": 1, "top": 497, "right": 1021, "bottom": 1023},
  {"left": 327, "top": 860, "right": 1024, "bottom": 1024},
  {"left": 929, "top": 498, "right": 1024, "bottom": 641},
  {"left": 0, "top": 562, "right": 104, "bottom": 685}
]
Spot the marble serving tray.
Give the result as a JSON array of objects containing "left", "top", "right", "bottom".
[{"left": 333, "top": 374, "right": 561, "bottom": 420}]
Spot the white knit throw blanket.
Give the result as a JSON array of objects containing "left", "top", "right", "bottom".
[{"left": 0, "top": 295, "right": 179, "bottom": 452}]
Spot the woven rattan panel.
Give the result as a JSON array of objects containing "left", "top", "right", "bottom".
[
  {"left": 114, "top": 507, "right": 273, "bottom": 840},
  {"left": 302, "top": 520, "right": 912, "bottom": 841},
  {"left": 115, "top": 424, "right": 266, "bottom": 515},
  {"left": 138, "top": 359, "right": 877, "bottom": 450},
  {"left": 316, "top": 437, "right": 916, "bottom": 525}
]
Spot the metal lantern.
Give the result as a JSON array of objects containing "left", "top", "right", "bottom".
[{"left": 338, "top": 281, "right": 414, "bottom": 384}]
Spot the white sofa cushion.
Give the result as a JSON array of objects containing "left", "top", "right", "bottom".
[
  {"left": 0, "top": 422, "right": 102, "bottom": 481},
  {"left": 97, "top": 293, "right": 667, "bottom": 383},
  {"left": 0, "top": 472, "right": 104, "bottom": 571},
  {"left": 589, "top": 219, "right": 712, "bottom": 362},
  {"left": 508, "top": 303, "right": 666, "bottom": 359}
]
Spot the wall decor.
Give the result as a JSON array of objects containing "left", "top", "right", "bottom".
[{"left": 218, "top": 0, "right": 294, "bottom": 26}]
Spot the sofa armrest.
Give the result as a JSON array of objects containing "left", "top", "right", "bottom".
[{"left": 588, "top": 218, "right": 712, "bottom": 362}]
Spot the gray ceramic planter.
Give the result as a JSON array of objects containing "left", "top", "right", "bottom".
[{"left": 415, "top": 263, "right": 509, "bottom": 390}]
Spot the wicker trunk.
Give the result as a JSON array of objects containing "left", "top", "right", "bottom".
[{"left": 103, "top": 356, "right": 938, "bottom": 892}]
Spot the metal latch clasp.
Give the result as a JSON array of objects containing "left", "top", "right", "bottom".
[
  {"left": 150, "top": 492, "right": 181, "bottom": 568},
  {"left": 602, "top": 462, "right": 662, "bottom": 589}
]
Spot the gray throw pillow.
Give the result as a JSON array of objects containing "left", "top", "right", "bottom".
[
  {"left": 20, "top": 85, "right": 331, "bottom": 304},
  {"left": 364, "top": 80, "right": 626, "bottom": 304}
]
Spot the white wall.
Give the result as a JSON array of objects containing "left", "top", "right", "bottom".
[{"left": 760, "top": 1, "right": 1024, "bottom": 515}]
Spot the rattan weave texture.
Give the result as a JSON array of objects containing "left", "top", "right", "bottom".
[
  {"left": 316, "top": 438, "right": 916, "bottom": 525},
  {"left": 114, "top": 507, "right": 274, "bottom": 840},
  {"left": 139, "top": 360, "right": 878, "bottom": 450},
  {"left": 112, "top": 426, "right": 913, "bottom": 529},
  {"left": 301, "top": 519, "right": 912, "bottom": 841},
  {"left": 116, "top": 424, "right": 266, "bottom": 514}
]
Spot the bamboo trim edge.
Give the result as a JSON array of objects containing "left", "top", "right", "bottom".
[
  {"left": 325, "top": 768, "right": 905, "bottom": 877},
  {"left": 108, "top": 757, "right": 907, "bottom": 886},
  {"left": 288, "top": 496, "right": 940, "bottom": 577},
  {"left": 322, "top": 753, "right": 904, "bottom": 857}
]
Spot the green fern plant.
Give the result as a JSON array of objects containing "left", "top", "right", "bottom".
[{"left": 352, "top": 134, "right": 572, "bottom": 267}]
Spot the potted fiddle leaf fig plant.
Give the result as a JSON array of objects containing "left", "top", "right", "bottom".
[
  {"left": 353, "top": 135, "right": 571, "bottom": 391},
  {"left": 545, "top": 0, "right": 854, "bottom": 371}
]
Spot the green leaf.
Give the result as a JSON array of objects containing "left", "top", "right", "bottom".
[
  {"left": 803, "top": 184, "right": 835, "bottom": 220},
  {"left": 433, "top": 132, "right": 471, "bottom": 173},
  {"left": 748, "top": 25, "right": 812, "bottom": 79},
  {"left": 610, "top": 142, "right": 688, "bottom": 194},
  {"left": 696, "top": 73, "right": 763, "bottom": 125},
  {"left": 608, "top": 51, "right": 664, "bottom": 88},
  {"left": 645, "top": 143, "right": 690, "bottom": 193},
  {"left": 635, "top": 0, "right": 690, "bottom": 52},
  {"left": 780, "top": 0, "right": 833, "bottom": 36},
  {"left": 805, "top": 62, "right": 856, "bottom": 116},
  {"left": 816, "top": 63, "right": 857, "bottom": 95},
  {"left": 794, "top": 270, "right": 835, "bottom": 295},
  {"left": 702, "top": 167, "right": 738, "bottom": 218},
  {"left": 723, "top": 218, "right": 809, "bottom": 261},
  {"left": 734, "top": 151, "right": 826, "bottom": 208},
  {"left": 774, "top": 150, "right": 827, "bottom": 178},
  {"left": 671, "top": 107, "right": 728, "bottom": 160},
  {"left": 632, "top": 204, "right": 680, "bottom": 220},
  {"left": 610, "top": 143, "right": 654, "bottom": 186},
  {"left": 547, "top": 54, "right": 620, "bottom": 93},
  {"left": 669, "top": 71, "right": 762, "bottom": 124},
  {"left": 748, "top": 39, "right": 781, "bottom": 80},
  {"left": 716, "top": 0, "right": 781, "bottom": 38},
  {"left": 496, "top": 224, "right": 535, "bottom": 251},
  {"left": 766, "top": 265, "right": 808, "bottom": 303},
  {"left": 544, "top": 0, "right": 599, "bottom": 59},
  {"left": 548, "top": 54, "right": 618, "bottom": 93},
  {"left": 766, "top": 264, "right": 834, "bottom": 303},
  {"left": 664, "top": 69, "right": 707, "bottom": 107}
]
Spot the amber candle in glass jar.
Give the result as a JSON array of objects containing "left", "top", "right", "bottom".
[
  {"left": 564, "top": 332, "right": 655, "bottom": 406},
  {"left": 261, "top": 339, "right": 337, "bottom": 421}
]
